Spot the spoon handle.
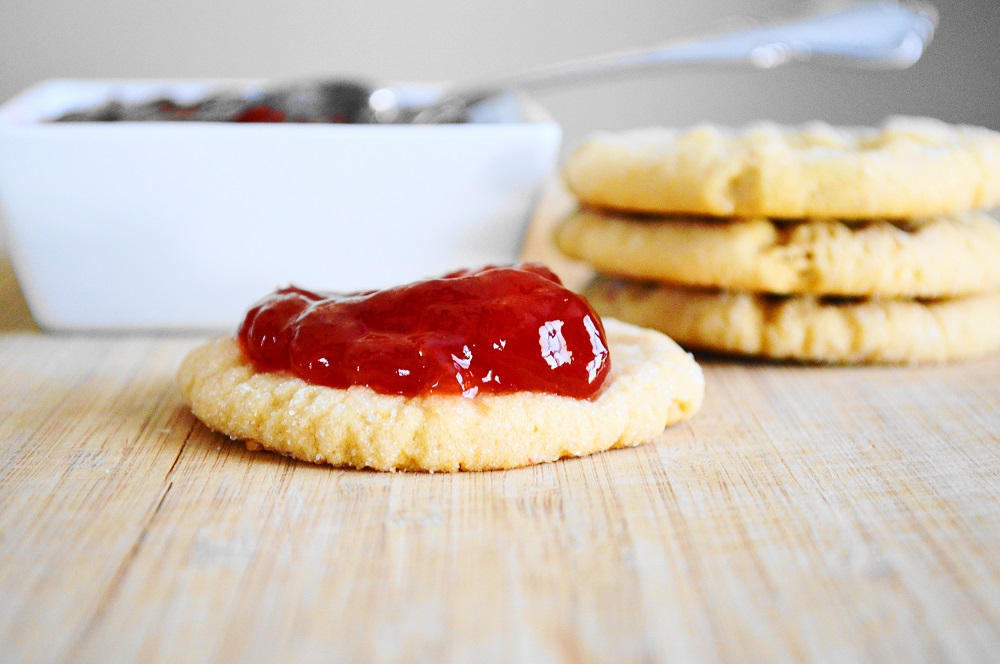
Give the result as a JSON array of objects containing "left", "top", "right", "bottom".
[{"left": 414, "top": 2, "right": 937, "bottom": 123}]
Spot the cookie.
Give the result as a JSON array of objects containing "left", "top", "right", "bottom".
[
  {"left": 564, "top": 117, "right": 1000, "bottom": 219},
  {"left": 556, "top": 209, "right": 1000, "bottom": 298},
  {"left": 177, "top": 319, "right": 705, "bottom": 472},
  {"left": 585, "top": 277, "right": 1000, "bottom": 364}
]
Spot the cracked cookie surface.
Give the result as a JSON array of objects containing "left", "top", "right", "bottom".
[
  {"left": 585, "top": 278, "right": 1000, "bottom": 364},
  {"left": 556, "top": 209, "right": 1000, "bottom": 298},
  {"left": 564, "top": 117, "right": 1000, "bottom": 219},
  {"left": 177, "top": 319, "right": 705, "bottom": 472}
]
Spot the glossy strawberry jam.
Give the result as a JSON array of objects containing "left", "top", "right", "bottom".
[{"left": 237, "top": 264, "right": 611, "bottom": 399}]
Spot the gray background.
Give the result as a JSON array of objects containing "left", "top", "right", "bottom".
[{"left": 2, "top": 0, "right": 998, "bottom": 150}]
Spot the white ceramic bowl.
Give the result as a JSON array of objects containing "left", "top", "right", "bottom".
[{"left": 0, "top": 80, "right": 561, "bottom": 330}]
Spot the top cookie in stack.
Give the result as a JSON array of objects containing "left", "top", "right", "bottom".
[
  {"left": 556, "top": 117, "right": 1000, "bottom": 364},
  {"left": 563, "top": 117, "right": 1000, "bottom": 219}
]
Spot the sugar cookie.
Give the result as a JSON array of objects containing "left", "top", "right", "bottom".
[
  {"left": 556, "top": 209, "right": 1000, "bottom": 297},
  {"left": 585, "top": 278, "right": 1000, "bottom": 364},
  {"left": 178, "top": 319, "right": 705, "bottom": 472},
  {"left": 564, "top": 117, "right": 1000, "bottom": 219}
]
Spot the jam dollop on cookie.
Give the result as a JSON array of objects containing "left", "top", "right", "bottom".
[{"left": 237, "top": 264, "right": 611, "bottom": 399}]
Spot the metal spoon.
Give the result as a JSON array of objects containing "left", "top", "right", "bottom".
[{"left": 364, "top": 1, "right": 937, "bottom": 124}]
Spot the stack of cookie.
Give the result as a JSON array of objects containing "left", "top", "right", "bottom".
[{"left": 556, "top": 117, "right": 1000, "bottom": 363}]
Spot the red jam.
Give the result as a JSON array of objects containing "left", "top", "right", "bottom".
[
  {"left": 236, "top": 264, "right": 611, "bottom": 399},
  {"left": 232, "top": 105, "right": 288, "bottom": 123}
]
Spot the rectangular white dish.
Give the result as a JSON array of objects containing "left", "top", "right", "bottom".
[{"left": 0, "top": 79, "right": 561, "bottom": 330}]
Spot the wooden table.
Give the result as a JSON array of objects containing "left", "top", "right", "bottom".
[{"left": 2, "top": 192, "right": 999, "bottom": 662}]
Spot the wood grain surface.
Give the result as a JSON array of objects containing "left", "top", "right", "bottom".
[{"left": 2, "top": 202, "right": 1000, "bottom": 662}]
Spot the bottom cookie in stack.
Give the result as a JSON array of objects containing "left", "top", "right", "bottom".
[
  {"left": 557, "top": 210, "right": 1000, "bottom": 364},
  {"left": 584, "top": 278, "right": 1000, "bottom": 364}
]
